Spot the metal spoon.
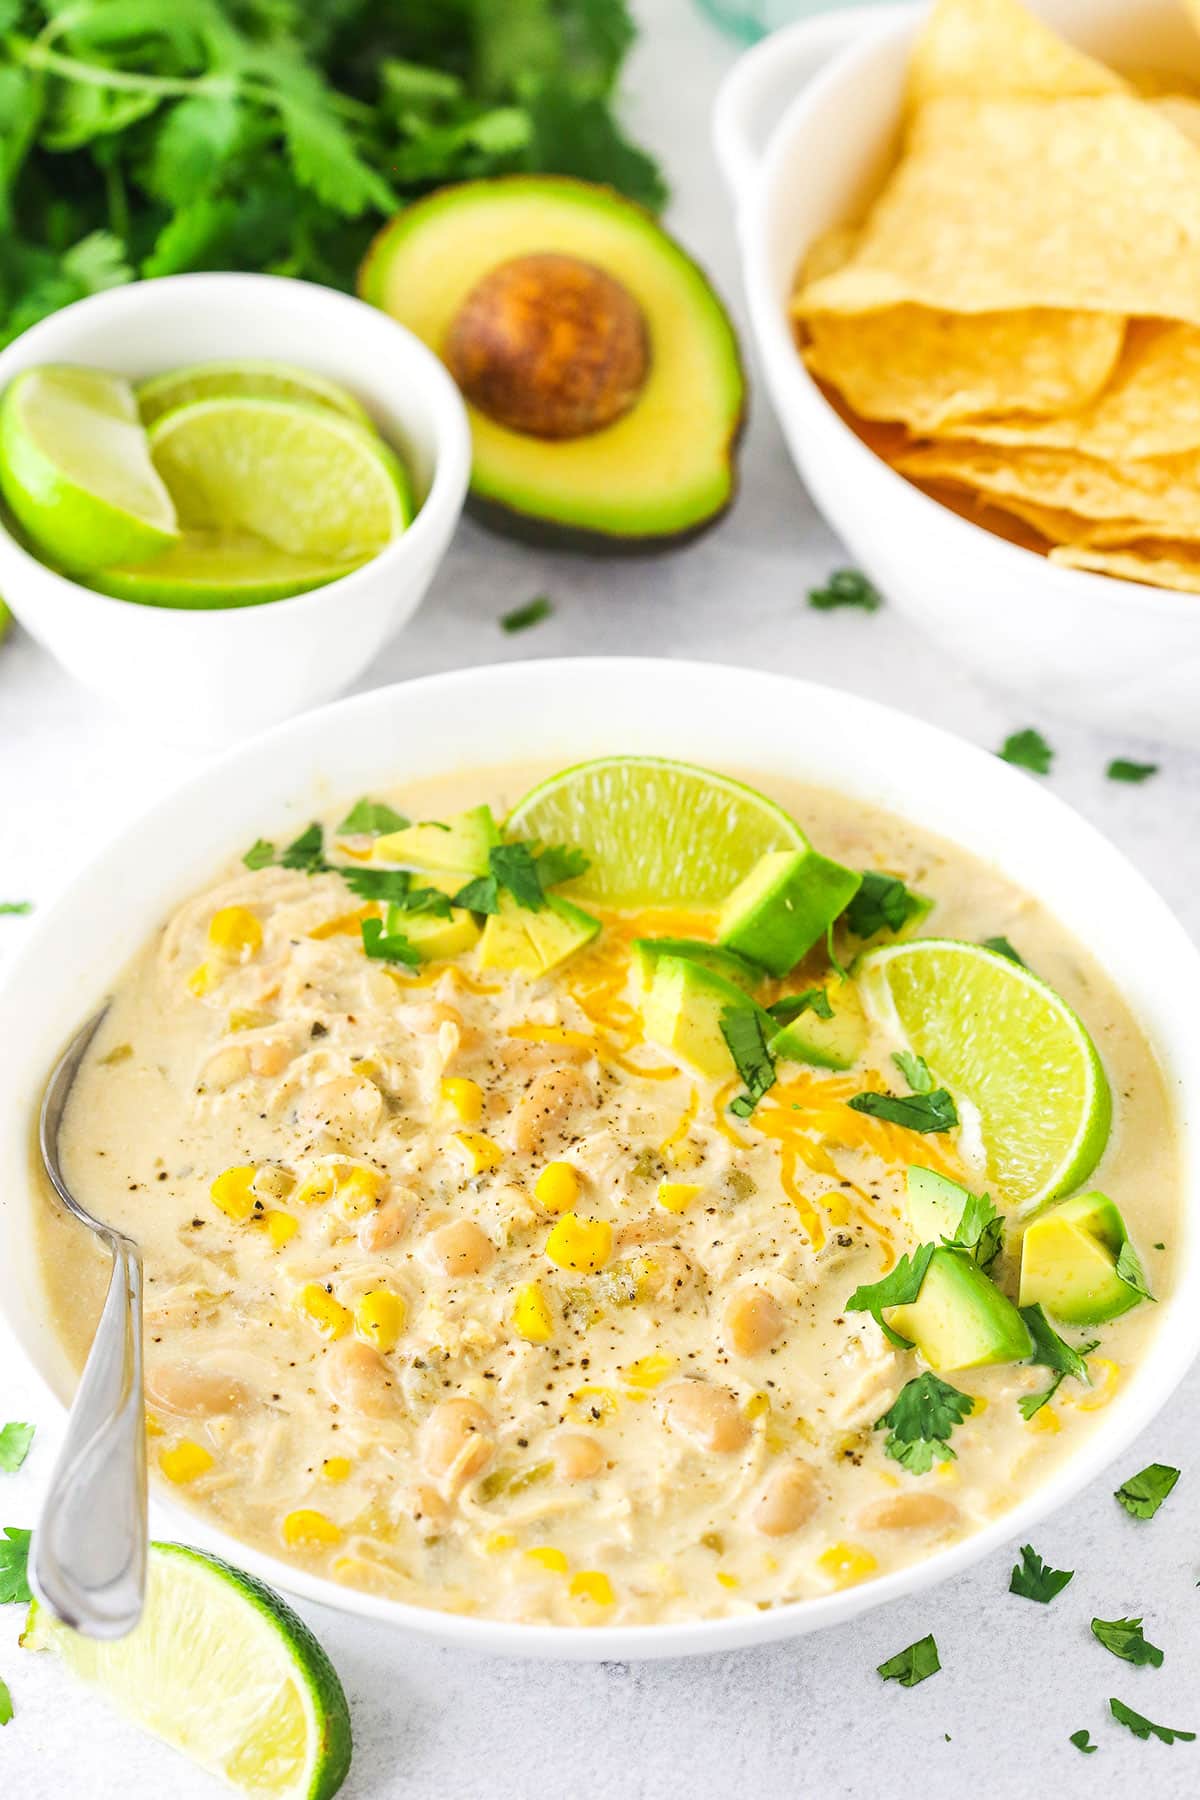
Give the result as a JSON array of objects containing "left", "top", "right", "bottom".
[{"left": 33, "top": 1006, "right": 147, "bottom": 1638}]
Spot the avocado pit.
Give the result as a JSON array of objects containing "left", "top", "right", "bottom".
[{"left": 444, "top": 252, "right": 650, "bottom": 440}]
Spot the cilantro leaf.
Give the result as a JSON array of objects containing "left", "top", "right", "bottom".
[
  {"left": 389, "top": 887, "right": 454, "bottom": 921},
  {"left": 360, "top": 917, "right": 419, "bottom": 967},
  {"left": 0, "top": 1424, "right": 33, "bottom": 1474},
  {"left": 846, "top": 1244, "right": 935, "bottom": 1350},
  {"left": 452, "top": 874, "right": 500, "bottom": 915},
  {"left": 1069, "top": 1730, "right": 1097, "bottom": 1754},
  {"left": 720, "top": 1004, "right": 777, "bottom": 1119},
  {"left": 489, "top": 843, "right": 546, "bottom": 911},
  {"left": 876, "top": 1634, "right": 940, "bottom": 1687},
  {"left": 1115, "top": 1463, "right": 1180, "bottom": 1520},
  {"left": 533, "top": 844, "right": 590, "bottom": 890},
  {"left": 844, "top": 871, "right": 925, "bottom": 940},
  {"left": 337, "top": 866, "right": 413, "bottom": 903},
  {"left": 1009, "top": 1543, "right": 1074, "bottom": 1603},
  {"left": 279, "top": 823, "right": 329, "bottom": 874},
  {"left": 1018, "top": 1305, "right": 1097, "bottom": 1419},
  {"left": 0, "top": 1527, "right": 31, "bottom": 1605},
  {"left": 943, "top": 1190, "right": 1004, "bottom": 1272},
  {"left": 1110, "top": 1697, "right": 1195, "bottom": 1745},
  {"left": 1107, "top": 759, "right": 1158, "bottom": 784},
  {"left": 1092, "top": 1616, "right": 1164, "bottom": 1668},
  {"left": 1115, "top": 1239, "right": 1154, "bottom": 1302},
  {"left": 0, "top": 1673, "right": 10, "bottom": 1726},
  {"left": 848, "top": 1088, "right": 958, "bottom": 1133},
  {"left": 501, "top": 595, "right": 554, "bottom": 633},
  {"left": 875, "top": 1373, "right": 973, "bottom": 1473},
  {"left": 981, "top": 934, "right": 1024, "bottom": 965},
  {"left": 892, "top": 1050, "right": 934, "bottom": 1093},
  {"left": 242, "top": 839, "right": 276, "bottom": 871},
  {"left": 998, "top": 729, "right": 1054, "bottom": 774},
  {"left": 808, "top": 568, "right": 882, "bottom": 612},
  {"left": 0, "top": 901, "right": 31, "bottom": 915},
  {"left": 336, "top": 798, "right": 409, "bottom": 836},
  {"left": 767, "top": 988, "right": 833, "bottom": 1025}
]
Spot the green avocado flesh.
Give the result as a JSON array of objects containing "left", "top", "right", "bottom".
[
  {"left": 769, "top": 982, "right": 867, "bottom": 1072},
  {"left": 905, "top": 1166, "right": 977, "bottom": 1243},
  {"left": 717, "top": 849, "right": 862, "bottom": 976},
  {"left": 387, "top": 902, "right": 480, "bottom": 963},
  {"left": 359, "top": 177, "right": 745, "bottom": 548},
  {"left": 886, "top": 1248, "right": 1033, "bottom": 1371},
  {"left": 631, "top": 937, "right": 761, "bottom": 993},
  {"left": 478, "top": 894, "right": 600, "bottom": 976},
  {"left": 640, "top": 954, "right": 768, "bottom": 1081},
  {"left": 373, "top": 805, "right": 499, "bottom": 876},
  {"left": 1019, "top": 1191, "right": 1148, "bottom": 1325}
]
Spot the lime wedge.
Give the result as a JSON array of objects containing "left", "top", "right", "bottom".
[
  {"left": 21, "top": 1542, "right": 351, "bottom": 1799},
  {"left": 856, "top": 937, "right": 1111, "bottom": 1214},
  {"left": 148, "top": 396, "right": 413, "bottom": 561},
  {"left": 90, "top": 530, "right": 366, "bottom": 609},
  {"left": 0, "top": 366, "right": 178, "bottom": 569},
  {"left": 506, "top": 756, "right": 809, "bottom": 906},
  {"left": 138, "top": 361, "right": 370, "bottom": 429}
]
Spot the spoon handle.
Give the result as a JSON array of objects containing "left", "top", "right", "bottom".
[{"left": 33, "top": 1234, "right": 147, "bottom": 1638}]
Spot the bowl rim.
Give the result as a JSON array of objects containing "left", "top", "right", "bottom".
[
  {"left": 733, "top": 0, "right": 1200, "bottom": 626},
  {"left": 3, "top": 655, "right": 1199, "bottom": 1660},
  {"left": 0, "top": 271, "right": 472, "bottom": 628}
]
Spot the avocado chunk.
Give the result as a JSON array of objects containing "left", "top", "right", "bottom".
[
  {"left": 1018, "top": 1191, "right": 1149, "bottom": 1325},
  {"left": 359, "top": 177, "right": 745, "bottom": 551},
  {"left": 769, "top": 980, "right": 867, "bottom": 1072},
  {"left": 478, "top": 893, "right": 600, "bottom": 976},
  {"left": 717, "top": 848, "right": 862, "bottom": 976},
  {"left": 373, "top": 804, "right": 499, "bottom": 876},
  {"left": 885, "top": 1248, "right": 1033, "bottom": 1371},
  {"left": 640, "top": 954, "right": 772, "bottom": 1080},
  {"left": 386, "top": 902, "right": 480, "bottom": 963},
  {"left": 905, "top": 1167, "right": 977, "bottom": 1242},
  {"left": 631, "top": 936, "right": 761, "bottom": 994}
]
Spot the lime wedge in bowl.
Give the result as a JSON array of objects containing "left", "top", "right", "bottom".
[
  {"left": 505, "top": 756, "right": 809, "bottom": 906},
  {"left": 138, "top": 361, "right": 370, "bottom": 428},
  {"left": 856, "top": 937, "right": 1111, "bottom": 1214},
  {"left": 0, "top": 366, "right": 178, "bottom": 569},
  {"left": 148, "top": 396, "right": 413, "bottom": 561},
  {"left": 22, "top": 1542, "right": 351, "bottom": 1798},
  {"left": 89, "top": 531, "right": 367, "bottom": 609}
]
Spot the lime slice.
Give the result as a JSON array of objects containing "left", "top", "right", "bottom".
[
  {"left": 0, "top": 366, "right": 178, "bottom": 569},
  {"left": 90, "top": 530, "right": 366, "bottom": 609},
  {"left": 21, "top": 1542, "right": 351, "bottom": 1799},
  {"left": 148, "top": 397, "right": 413, "bottom": 561},
  {"left": 138, "top": 361, "right": 370, "bottom": 429},
  {"left": 506, "top": 756, "right": 809, "bottom": 906},
  {"left": 856, "top": 938, "right": 1111, "bottom": 1214}
]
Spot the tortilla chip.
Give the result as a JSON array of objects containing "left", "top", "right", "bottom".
[
  {"left": 1050, "top": 542, "right": 1200, "bottom": 591},
  {"left": 801, "top": 308, "right": 1123, "bottom": 431},
  {"left": 796, "top": 95, "right": 1200, "bottom": 328},
  {"left": 893, "top": 439, "right": 1200, "bottom": 535},
  {"left": 801, "top": 225, "right": 859, "bottom": 285},
  {"left": 935, "top": 321, "right": 1200, "bottom": 458},
  {"left": 906, "top": 0, "right": 1125, "bottom": 108},
  {"left": 1152, "top": 91, "right": 1200, "bottom": 142}
]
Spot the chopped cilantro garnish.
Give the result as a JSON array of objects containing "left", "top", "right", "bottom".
[
  {"left": 534, "top": 844, "right": 590, "bottom": 889},
  {"left": 452, "top": 874, "right": 501, "bottom": 914},
  {"left": 848, "top": 1088, "right": 958, "bottom": 1133},
  {"left": 767, "top": 988, "right": 833, "bottom": 1025},
  {"left": 488, "top": 842, "right": 545, "bottom": 910},
  {"left": 1009, "top": 1543, "right": 1074, "bottom": 1603},
  {"left": 0, "top": 1527, "right": 31, "bottom": 1605},
  {"left": 1107, "top": 759, "right": 1158, "bottom": 784},
  {"left": 1110, "top": 1697, "right": 1195, "bottom": 1745},
  {"left": 892, "top": 1050, "right": 934, "bottom": 1093},
  {"left": 981, "top": 934, "right": 1024, "bottom": 965},
  {"left": 1018, "top": 1305, "right": 1096, "bottom": 1419},
  {"left": 390, "top": 887, "right": 454, "bottom": 921},
  {"left": 998, "top": 728, "right": 1053, "bottom": 774},
  {"left": 844, "top": 870, "right": 924, "bottom": 939},
  {"left": 876, "top": 1634, "right": 940, "bottom": 1687},
  {"left": 501, "top": 595, "right": 554, "bottom": 633},
  {"left": 338, "top": 866, "right": 413, "bottom": 903},
  {"left": 1115, "top": 1463, "right": 1179, "bottom": 1520},
  {"left": 846, "top": 1244, "right": 935, "bottom": 1351},
  {"left": 1069, "top": 1730, "right": 1097, "bottom": 1755},
  {"left": 875, "top": 1373, "right": 973, "bottom": 1474},
  {"left": 0, "top": 1425, "right": 33, "bottom": 1474},
  {"left": 0, "top": 901, "right": 31, "bottom": 916},
  {"left": 279, "top": 823, "right": 330, "bottom": 873},
  {"left": 336, "top": 798, "right": 408, "bottom": 836},
  {"left": 721, "top": 1004, "right": 777, "bottom": 1118},
  {"left": 1115, "top": 1240, "right": 1154, "bottom": 1302},
  {"left": 0, "top": 1674, "right": 10, "bottom": 1726},
  {"left": 943, "top": 1190, "right": 1004, "bottom": 1272},
  {"left": 1092, "top": 1617, "right": 1164, "bottom": 1668},
  {"left": 808, "top": 568, "right": 882, "bottom": 612},
  {"left": 242, "top": 838, "right": 276, "bottom": 871},
  {"left": 454, "top": 840, "right": 590, "bottom": 916},
  {"left": 360, "top": 917, "right": 419, "bottom": 967}
]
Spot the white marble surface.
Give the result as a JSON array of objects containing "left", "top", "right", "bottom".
[{"left": 3, "top": 3, "right": 1200, "bottom": 1794}]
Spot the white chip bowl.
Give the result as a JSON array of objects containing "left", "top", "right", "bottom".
[
  {"left": 714, "top": 0, "right": 1200, "bottom": 746},
  {"left": 0, "top": 273, "right": 471, "bottom": 747},
  {"left": 1, "top": 658, "right": 1198, "bottom": 1660}
]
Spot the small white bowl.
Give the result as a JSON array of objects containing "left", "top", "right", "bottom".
[
  {"left": 0, "top": 273, "right": 471, "bottom": 747},
  {"left": 1, "top": 658, "right": 1198, "bottom": 1660},
  {"left": 714, "top": 0, "right": 1200, "bottom": 747}
]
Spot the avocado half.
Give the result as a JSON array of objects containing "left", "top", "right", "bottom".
[{"left": 359, "top": 177, "right": 746, "bottom": 552}]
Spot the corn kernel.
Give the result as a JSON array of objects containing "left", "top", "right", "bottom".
[
  {"left": 969, "top": 1395, "right": 988, "bottom": 1417},
  {"left": 623, "top": 1353, "right": 676, "bottom": 1389},
  {"left": 545, "top": 1213, "right": 612, "bottom": 1274},
  {"left": 486, "top": 1531, "right": 518, "bottom": 1554},
  {"left": 817, "top": 1543, "right": 877, "bottom": 1587},
  {"left": 565, "top": 1385, "right": 620, "bottom": 1426},
  {"left": 335, "top": 1165, "right": 386, "bottom": 1219},
  {"left": 664, "top": 1137, "right": 705, "bottom": 1171},
  {"left": 513, "top": 1281, "right": 554, "bottom": 1344},
  {"left": 524, "top": 1546, "right": 569, "bottom": 1574},
  {"left": 1025, "top": 1405, "right": 1061, "bottom": 1434},
  {"left": 440, "top": 1077, "right": 484, "bottom": 1124},
  {"left": 228, "top": 1007, "right": 274, "bottom": 1032},
  {"left": 824, "top": 1193, "right": 852, "bottom": 1227},
  {"left": 715, "top": 1571, "right": 740, "bottom": 1590},
  {"left": 569, "top": 1570, "right": 615, "bottom": 1606},
  {"left": 295, "top": 1282, "right": 352, "bottom": 1340},
  {"left": 282, "top": 1508, "right": 342, "bottom": 1548},
  {"left": 208, "top": 905, "right": 263, "bottom": 960},
  {"left": 187, "top": 962, "right": 217, "bottom": 998},
  {"left": 295, "top": 1168, "right": 337, "bottom": 1207},
  {"left": 454, "top": 1131, "right": 505, "bottom": 1175},
  {"left": 534, "top": 1160, "right": 579, "bottom": 1213},
  {"left": 355, "top": 1289, "right": 407, "bottom": 1353},
  {"left": 265, "top": 1210, "right": 299, "bottom": 1248},
  {"left": 144, "top": 1412, "right": 164, "bottom": 1438},
  {"left": 322, "top": 1457, "right": 353, "bottom": 1483},
  {"left": 210, "top": 1165, "right": 258, "bottom": 1224},
  {"left": 744, "top": 1391, "right": 770, "bottom": 1421},
  {"left": 657, "top": 1180, "right": 703, "bottom": 1215},
  {"left": 1072, "top": 1357, "right": 1121, "bottom": 1412},
  {"left": 159, "top": 1440, "right": 214, "bottom": 1484}
]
